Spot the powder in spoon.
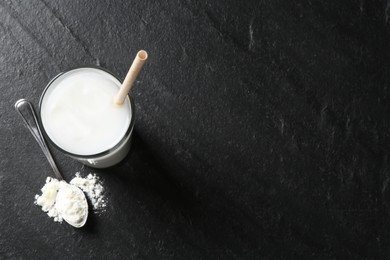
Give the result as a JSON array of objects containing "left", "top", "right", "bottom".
[
  {"left": 55, "top": 181, "right": 88, "bottom": 226},
  {"left": 34, "top": 173, "right": 106, "bottom": 224}
]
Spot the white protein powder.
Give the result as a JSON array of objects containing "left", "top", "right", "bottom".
[
  {"left": 34, "top": 173, "right": 106, "bottom": 224},
  {"left": 70, "top": 173, "right": 106, "bottom": 210},
  {"left": 56, "top": 182, "right": 88, "bottom": 226},
  {"left": 35, "top": 177, "right": 62, "bottom": 222}
]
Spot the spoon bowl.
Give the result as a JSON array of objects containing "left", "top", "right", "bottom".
[{"left": 56, "top": 182, "right": 88, "bottom": 228}]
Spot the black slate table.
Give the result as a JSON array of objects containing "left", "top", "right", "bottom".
[{"left": 1, "top": 0, "right": 390, "bottom": 259}]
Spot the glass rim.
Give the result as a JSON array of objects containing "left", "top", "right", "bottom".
[{"left": 38, "top": 66, "right": 135, "bottom": 159}]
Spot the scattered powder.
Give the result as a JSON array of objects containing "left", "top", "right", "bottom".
[
  {"left": 35, "top": 177, "right": 62, "bottom": 222},
  {"left": 34, "top": 173, "right": 106, "bottom": 224},
  {"left": 70, "top": 173, "right": 106, "bottom": 210}
]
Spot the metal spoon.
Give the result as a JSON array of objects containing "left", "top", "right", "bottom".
[{"left": 15, "top": 99, "right": 88, "bottom": 228}]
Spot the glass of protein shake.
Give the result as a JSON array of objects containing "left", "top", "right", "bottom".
[{"left": 39, "top": 66, "right": 135, "bottom": 168}]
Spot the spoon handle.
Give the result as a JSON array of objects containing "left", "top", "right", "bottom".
[{"left": 15, "top": 99, "right": 63, "bottom": 181}]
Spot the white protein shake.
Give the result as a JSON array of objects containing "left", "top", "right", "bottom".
[{"left": 40, "top": 67, "right": 133, "bottom": 168}]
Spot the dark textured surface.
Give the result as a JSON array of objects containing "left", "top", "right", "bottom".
[{"left": 1, "top": 0, "right": 390, "bottom": 258}]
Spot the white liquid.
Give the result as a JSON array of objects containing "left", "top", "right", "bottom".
[{"left": 41, "top": 68, "right": 132, "bottom": 157}]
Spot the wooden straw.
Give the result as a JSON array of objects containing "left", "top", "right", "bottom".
[{"left": 114, "top": 50, "right": 148, "bottom": 105}]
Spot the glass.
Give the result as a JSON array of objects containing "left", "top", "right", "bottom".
[{"left": 39, "top": 67, "right": 135, "bottom": 168}]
